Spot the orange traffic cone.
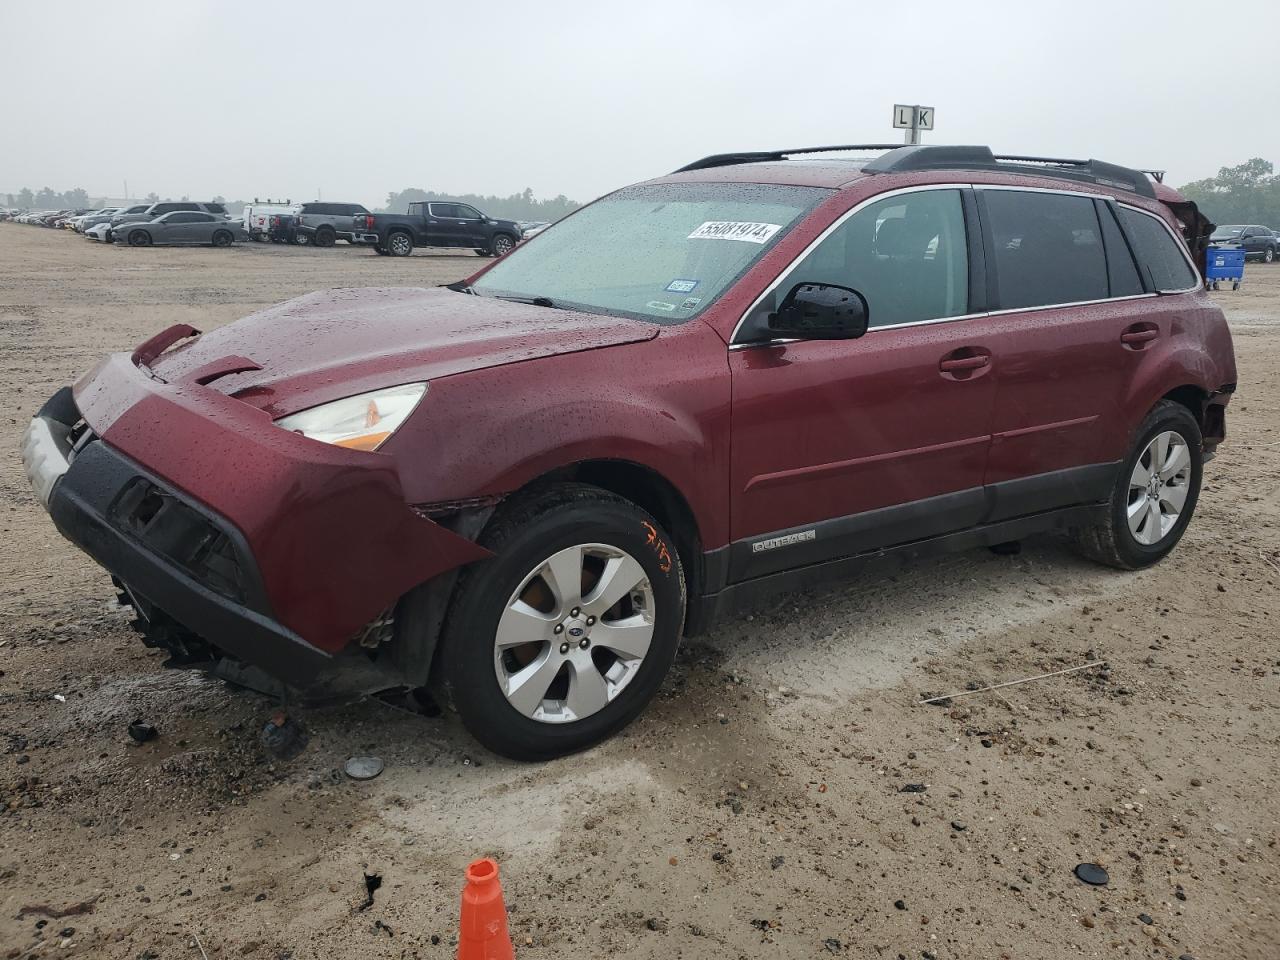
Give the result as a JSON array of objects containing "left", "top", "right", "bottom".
[{"left": 458, "top": 858, "right": 515, "bottom": 960}]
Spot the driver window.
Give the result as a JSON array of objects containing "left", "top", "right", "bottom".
[{"left": 762, "top": 189, "right": 969, "bottom": 329}]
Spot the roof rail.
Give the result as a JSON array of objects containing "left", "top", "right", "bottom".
[
  {"left": 674, "top": 144, "right": 1159, "bottom": 198},
  {"left": 861, "top": 146, "right": 1156, "bottom": 198},
  {"left": 673, "top": 144, "right": 903, "bottom": 173}
]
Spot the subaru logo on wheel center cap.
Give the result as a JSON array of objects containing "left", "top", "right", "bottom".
[{"left": 568, "top": 626, "right": 585, "bottom": 638}]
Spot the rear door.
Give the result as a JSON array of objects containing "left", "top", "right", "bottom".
[
  {"left": 186, "top": 212, "right": 219, "bottom": 243},
  {"left": 727, "top": 186, "right": 1001, "bottom": 580},
  {"left": 976, "top": 187, "right": 1146, "bottom": 516},
  {"left": 163, "top": 211, "right": 202, "bottom": 243}
]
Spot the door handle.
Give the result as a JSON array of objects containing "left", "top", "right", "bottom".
[
  {"left": 939, "top": 354, "right": 990, "bottom": 372},
  {"left": 1120, "top": 328, "right": 1159, "bottom": 346}
]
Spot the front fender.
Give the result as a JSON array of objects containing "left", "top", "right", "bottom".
[{"left": 382, "top": 323, "right": 733, "bottom": 549}]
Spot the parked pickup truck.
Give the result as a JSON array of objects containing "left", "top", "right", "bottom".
[{"left": 351, "top": 201, "right": 523, "bottom": 257}]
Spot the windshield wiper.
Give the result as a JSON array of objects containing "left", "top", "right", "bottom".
[{"left": 494, "top": 294, "right": 559, "bottom": 308}]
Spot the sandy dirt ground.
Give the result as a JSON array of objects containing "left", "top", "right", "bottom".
[{"left": 0, "top": 225, "right": 1276, "bottom": 960}]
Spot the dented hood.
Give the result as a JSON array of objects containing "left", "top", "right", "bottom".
[{"left": 148, "top": 287, "right": 659, "bottom": 418}]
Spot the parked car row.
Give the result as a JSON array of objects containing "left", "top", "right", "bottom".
[
  {"left": 5, "top": 200, "right": 249, "bottom": 247},
  {"left": 4, "top": 198, "right": 546, "bottom": 255},
  {"left": 1209, "top": 223, "right": 1280, "bottom": 263}
]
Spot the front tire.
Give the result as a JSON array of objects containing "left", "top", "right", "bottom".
[
  {"left": 490, "top": 233, "right": 516, "bottom": 257},
  {"left": 211, "top": 229, "right": 233, "bottom": 247},
  {"left": 1071, "top": 400, "right": 1202, "bottom": 569},
  {"left": 1265, "top": 247, "right": 1275, "bottom": 264},
  {"left": 313, "top": 227, "right": 336, "bottom": 248},
  {"left": 436, "top": 484, "right": 685, "bottom": 760},
  {"left": 128, "top": 230, "right": 150, "bottom": 246}
]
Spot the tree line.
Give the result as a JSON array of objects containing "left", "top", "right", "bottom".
[
  {"left": 381, "top": 187, "right": 580, "bottom": 222},
  {"left": 1178, "top": 159, "right": 1280, "bottom": 228}
]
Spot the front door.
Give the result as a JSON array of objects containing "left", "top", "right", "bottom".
[
  {"left": 728, "top": 186, "right": 998, "bottom": 581},
  {"left": 454, "top": 204, "right": 488, "bottom": 247}
]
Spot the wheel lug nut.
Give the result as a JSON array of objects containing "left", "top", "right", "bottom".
[
  {"left": 559, "top": 642, "right": 570, "bottom": 655},
  {"left": 570, "top": 607, "right": 581, "bottom": 618},
  {"left": 554, "top": 624, "right": 564, "bottom": 634},
  {"left": 578, "top": 638, "right": 590, "bottom": 649},
  {"left": 586, "top": 616, "right": 596, "bottom": 626}
]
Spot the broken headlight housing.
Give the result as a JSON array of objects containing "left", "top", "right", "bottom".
[{"left": 275, "top": 383, "right": 426, "bottom": 452}]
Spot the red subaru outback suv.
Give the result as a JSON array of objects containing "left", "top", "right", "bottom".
[{"left": 23, "top": 145, "right": 1235, "bottom": 759}]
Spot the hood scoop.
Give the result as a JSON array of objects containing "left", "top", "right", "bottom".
[{"left": 181, "top": 355, "right": 264, "bottom": 386}]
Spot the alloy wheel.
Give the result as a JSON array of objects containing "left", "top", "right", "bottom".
[
  {"left": 390, "top": 234, "right": 411, "bottom": 255},
  {"left": 1127, "top": 430, "right": 1192, "bottom": 545},
  {"left": 493, "top": 235, "right": 514, "bottom": 256},
  {"left": 493, "top": 543, "right": 654, "bottom": 724}
]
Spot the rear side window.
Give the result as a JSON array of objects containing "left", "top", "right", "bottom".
[
  {"left": 983, "top": 191, "right": 1107, "bottom": 309},
  {"left": 430, "top": 203, "right": 462, "bottom": 218},
  {"left": 1117, "top": 208, "right": 1198, "bottom": 292},
  {"left": 206, "top": 203, "right": 226, "bottom": 214},
  {"left": 1097, "top": 203, "right": 1144, "bottom": 298}
]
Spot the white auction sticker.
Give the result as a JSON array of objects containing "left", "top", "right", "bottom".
[{"left": 688, "top": 221, "right": 782, "bottom": 244}]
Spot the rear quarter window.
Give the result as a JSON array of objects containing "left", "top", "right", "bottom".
[{"left": 1117, "top": 207, "right": 1199, "bottom": 292}]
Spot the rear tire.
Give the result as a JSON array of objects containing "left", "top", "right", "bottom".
[
  {"left": 373, "top": 245, "right": 389, "bottom": 256},
  {"left": 314, "top": 227, "right": 336, "bottom": 248},
  {"left": 128, "top": 230, "right": 150, "bottom": 247},
  {"left": 1071, "top": 400, "right": 1202, "bottom": 570},
  {"left": 387, "top": 231, "right": 413, "bottom": 257},
  {"left": 474, "top": 248, "right": 493, "bottom": 257},
  {"left": 435, "top": 483, "right": 685, "bottom": 760},
  {"left": 291, "top": 232, "right": 310, "bottom": 246}
]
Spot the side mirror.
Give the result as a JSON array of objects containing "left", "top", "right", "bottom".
[{"left": 768, "top": 283, "right": 869, "bottom": 339}]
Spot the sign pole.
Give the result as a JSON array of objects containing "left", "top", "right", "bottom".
[{"left": 893, "top": 103, "right": 934, "bottom": 145}]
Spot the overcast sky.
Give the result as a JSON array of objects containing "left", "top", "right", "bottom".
[{"left": 3, "top": 0, "right": 1278, "bottom": 208}]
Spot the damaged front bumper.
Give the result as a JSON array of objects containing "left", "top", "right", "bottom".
[{"left": 23, "top": 352, "right": 491, "bottom": 697}]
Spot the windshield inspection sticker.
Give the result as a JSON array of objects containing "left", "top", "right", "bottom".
[
  {"left": 679, "top": 297, "right": 702, "bottom": 310},
  {"left": 646, "top": 300, "right": 677, "bottom": 312},
  {"left": 688, "top": 221, "right": 782, "bottom": 244},
  {"left": 665, "top": 278, "right": 700, "bottom": 293}
]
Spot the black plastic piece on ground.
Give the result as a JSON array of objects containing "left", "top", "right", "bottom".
[
  {"left": 1074, "top": 862, "right": 1109, "bottom": 886},
  {"left": 127, "top": 720, "right": 158, "bottom": 744}
]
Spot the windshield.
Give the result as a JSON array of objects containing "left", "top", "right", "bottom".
[
  {"left": 1211, "top": 225, "right": 1244, "bottom": 239},
  {"left": 471, "top": 182, "right": 831, "bottom": 323}
]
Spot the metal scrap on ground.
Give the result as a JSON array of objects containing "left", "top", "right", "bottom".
[{"left": 918, "top": 660, "right": 1108, "bottom": 705}]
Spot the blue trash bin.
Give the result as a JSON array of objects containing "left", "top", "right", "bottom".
[{"left": 1205, "top": 246, "right": 1245, "bottom": 290}]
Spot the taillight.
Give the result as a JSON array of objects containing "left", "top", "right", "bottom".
[{"left": 365, "top": 214, "right": 375, "bottom": 230}]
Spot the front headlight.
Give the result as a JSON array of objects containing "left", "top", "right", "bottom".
[{"left": 275, "top": 383, "right": 427, "bottom": 451}]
